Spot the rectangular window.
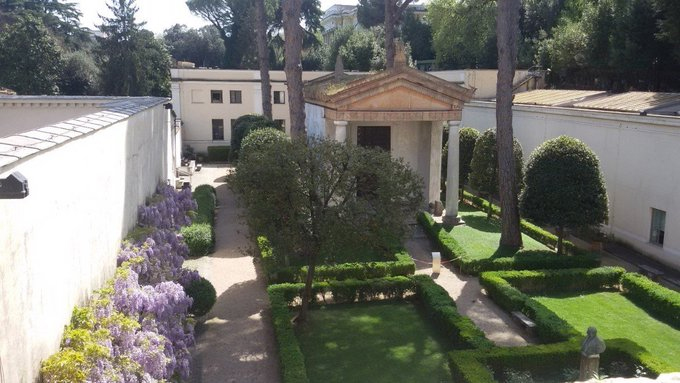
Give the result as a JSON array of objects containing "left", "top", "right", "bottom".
[
  {"left": 212, "top": 119, "right": 224, "bottom": 141},
  {"left": 230, "top": 119, "right": 237, "bottom": 140},
  {"left": 210, "top": 90, "right": 223, "bottom": 103},
  {"left": 274, "top": 91, "right": 286, "bottom": 104},
  {"left": 229, "top": 90, "right": 242, "bottom": 104},
  {"left": 650, "top": 208, "right": 666, "bottom": 246},
  {"left": 274, "top": 119, "right": 285, "bottom": 130}
]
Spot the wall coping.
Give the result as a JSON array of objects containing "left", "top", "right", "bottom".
[{"left": 0, "top": 97, "right": 169, "bottom": 173}]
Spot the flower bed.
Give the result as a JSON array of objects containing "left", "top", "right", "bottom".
[{"left": 41, "top": 185, "right": 205, "bottom": 382}]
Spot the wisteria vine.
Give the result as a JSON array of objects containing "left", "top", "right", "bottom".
[{"left": 42, "top": 184, "right": 202, "bottom": 382}]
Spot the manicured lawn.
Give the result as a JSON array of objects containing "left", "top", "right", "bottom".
[
  {"left": 296, "top": 301, "right": 452, "bottom": 383},
  {"left": 535, "top": 292, "right": 680, "bottom": 369},
  {"left": 449, "top": 204, "right": 549, "bottom": 259}
]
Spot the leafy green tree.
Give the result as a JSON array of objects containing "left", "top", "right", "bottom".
[
  {"left": 0, "top": 14, "right": 63, "bottom": 94},
  {"left": 520, "top": 136, "right": 608, "bottom": 254},
  {"left": 339, "top": 26, "right": 387, "bottom": 71},
  {"left": 653, "top": 0, "right": 680, "bottom": 61},
  {"left": 98, "top": 0, "right": 170, "bottom": 96},
  {"left": 401, "top": 10, "right": 433, "bottom": 61},
  {"left": 357, "top": 0, "right": 385, "bottom": 27},
  {"left": 429, "top": 0, "right": 497, "bottom": 69},
  {"left": 0, "top": 0, "right": 87, "bottom": 48},
  {"left": 163, "top": 24, "right": 225, "bottom": 68},
  {"left": 230, "top": 114, "right": 280, "bottom": 158},
  {"left": 469, "top": 129, "right": 523, "bottom": 219},
  {"left": 322, "top": 25, "right": 354, "bottom": 70},
  {"left": 229, "top": 137, "right": 423, "bottom": 322},
  {"left": 59, "top": 50, "right": 100, "bottom": 95}
]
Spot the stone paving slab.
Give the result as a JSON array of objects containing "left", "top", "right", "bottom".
[{"left": 183, "top": 164, "right": 280, "bottom": 383}]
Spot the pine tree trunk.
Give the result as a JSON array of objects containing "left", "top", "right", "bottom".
[
  {"left": 297, "top": 253, "right": 317, "bottom": 323},
  {"left": 385, "top": 1, "right": 395, "bottom": 69},
  {"left": 282, "top": 0, "right": 306, "bottom": 139},
  {"left": 496, "top": 0, "right": 523, "bottom": 249},
  {"left": 255, "top": 0, "right": 272, "bottom": 120}
]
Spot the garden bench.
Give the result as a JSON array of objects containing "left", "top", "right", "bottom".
[
  {"left": 511, "top": 311, "right": 536, "bottom": 333},
  {"left": 639, "top": 264, "right": 664, "bottom": 281}
]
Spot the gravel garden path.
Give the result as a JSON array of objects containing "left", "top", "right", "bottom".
[
  {"left": 407, "top": 225, "right": 536, "bottom": 347},
  {"left": 184, "top": 164, "right": 280, "bottom": 383}
]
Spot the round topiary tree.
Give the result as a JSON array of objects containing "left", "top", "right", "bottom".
[
  {"left": 240, "top": 127, "right": 289, "bottom": 160},
  {"left": 184, "top": 277, "right": 217, "bottom": 317},
  {"left": 519, "top": 135, "right": 608, "bottom": 254},
  {"left": 469, "top": 128, "right": 524, "bottom": 219},
  {"left": 230, "top": 114, "right": 281, "bottom": 158}
]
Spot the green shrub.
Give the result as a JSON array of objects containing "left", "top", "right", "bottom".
[
  {"left": 240, "top": 127, "right": 288, "bottom": 160},
  {"left": 207, "top": 146, "right": 230, "bottom": 162},
  {"left": 418, "top": 211, "right": 599, "bottom": 275},
  {"left": 180, "top": 223, "right": 213, "bottom": 257},
  {"left": 268, "top": 288, "right": 310, "bottom": 383},
  {"left": 493, "top": 267, "right": 625, "bottom": 294},
  {"left": 621, "top": 273, "right": 680, "bottom": 329},
  {"left": 230, "top": 114, "right": 281, "bottom": 158},
  {"left": 193, "top": 186, "right": 216, "bottom": 225},
  {"left": 184, "top": 277, "right": 217, "bottom": 317},
  {"left": 257, "top": 236, "right": 415, "bottom": 284}
]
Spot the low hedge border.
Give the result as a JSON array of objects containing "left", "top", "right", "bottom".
[
  {"left": 462, "top": 190, "right": 584, "bottom": 255},
  {"left": 479, "top": 267, "right": 626, "bottom": 343},
  {"left": 418, "top": 212, "right": 600, "bottom": 275},
  {"left": 257, "top": 236, "right": 416, "bottom": 284},
  {"left": 268, "top": 275, "right": 492, "bottom": 383},
  {"left": 449, "top": 338, "right": 667, "bottom": 383},
  {"left": 622, "top": 273, "right": 680, "bottom": 329},
  {"left": 181, "top": 185, "right": 217, "bottom": 257}
]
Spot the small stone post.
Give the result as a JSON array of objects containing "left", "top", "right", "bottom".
[
  {"left": 432, "top": 252, "right": 441, "bottom": 274},
  {"left": 578, "top": 326, "right": 606, "bottom": 381}
]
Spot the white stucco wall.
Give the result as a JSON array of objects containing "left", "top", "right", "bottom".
[
  {"left": 305, "top": 103, "right": 326, "bottom": 139},
  {"left": 462, "top": 102, "right": 680, "bottom": 268},
  {"left": 0, "top": 103, "right": 170, "bottom": 383}
]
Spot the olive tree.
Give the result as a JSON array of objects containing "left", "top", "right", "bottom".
[
  {"left": 469, "top": 128, "right": 523, "bottom": 219},
  {"left": 229, "top": 137, "right": 423, "bottom": 322},
  {"left": 520, "top": 135, "right": 608, "bottom": 254}
]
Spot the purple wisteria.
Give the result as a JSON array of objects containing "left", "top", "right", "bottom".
[{"left": 42, "top": 184, "right": 201, "bottom": 383}]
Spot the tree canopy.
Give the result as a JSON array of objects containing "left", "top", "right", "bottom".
[
  {"left": 229, "top": 137, "right": 423, "bottom": 321},
  {"left": 0, "top": 14, "right": 63, "bottom": 94},
  {"left": 519, "top": 135, "right": 608, "bottom": 254},
  {"left": 163, "top": 24, "right": 225, "bottom": 68}
]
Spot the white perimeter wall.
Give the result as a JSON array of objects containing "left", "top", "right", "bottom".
[
  {"left": 462, "top": 102, "right": 680, "bottom": 268},
  {"left": 0, "top": 105, "right": 170, "bottom": 383}
]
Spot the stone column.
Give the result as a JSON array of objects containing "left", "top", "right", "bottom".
[
  {"left": 429, "top": 122, "right": 443, "bottom": 205},
  {"left": 443, "top": 120, "right": 462, "bottom": 226},
  {"left": 334, "top": 120, "right": 348, "bottom": 142}
]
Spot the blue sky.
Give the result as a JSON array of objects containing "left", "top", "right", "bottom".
[{"left": 73, "top": 0, "right": 360, "bottom": 34}]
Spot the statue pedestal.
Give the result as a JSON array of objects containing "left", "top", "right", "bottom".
[{"left": 579, "top": 354, "right": 600, "bottom": 381}]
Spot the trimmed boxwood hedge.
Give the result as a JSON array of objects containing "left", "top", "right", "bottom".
[
  {"left": 622, "top": 273, "right": 680, "bottom": 329},
  {"left": 182, "top": 185, "right": 217, "bottom": 257},
  {"left": 462, "top": 191, "right": 584, "bottom": 255},
  {"left": 268, "top": 275, "right": 491, "bottom": 383},
  {"left": 479, "top": 267, "right": 626, "bottom": 343},
  {"left": 418, "top": 211, "right": 599, "bottom": 275},
  {"left": 449, "top": 338, "right": 667, "bottom": 383},
  {"left": 257, "top": 236, "right": 416, "bottom": 284}
]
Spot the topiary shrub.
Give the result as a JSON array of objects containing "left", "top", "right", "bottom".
[
  {"left": 184, "top": 277, "right": 217, "bottom": 317},
  {"left": 230, "top": 114, "right": 281, "bottom": 159},
  {"left": 180, "top": 223, "right": 213, "bottom": 257},
  {"left": 469, "top": 128, "right": 523, "bottom": 219},
  {"left": 520, "top": 135, "right": 608, "bottom": 254},
  {"left": 240, "top": 127, "right": 289, "bottom": 160}
]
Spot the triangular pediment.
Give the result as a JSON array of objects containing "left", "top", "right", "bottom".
[
  {"left": 304, "top": 65, "right": 475, "bottom": 114},
  {"left": 343, "top": 84, "right": 456, "bottom": 111}
]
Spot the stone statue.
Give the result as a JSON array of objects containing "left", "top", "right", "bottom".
[
  {"left": 581, "top": 326, "right": 606, "bottom": 356},
  {"left": 579, "top": 326, "right": 606, "bottom": 381}
]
